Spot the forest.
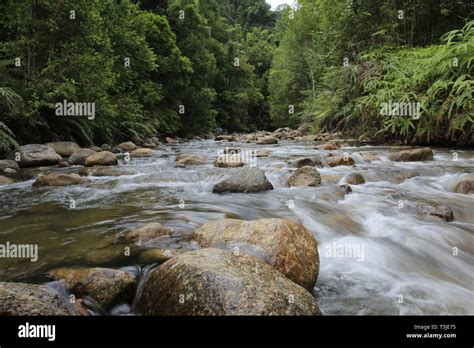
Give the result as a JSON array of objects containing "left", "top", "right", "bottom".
[{"left": 0, "top": 0, "right": 472, "bottom": 157}]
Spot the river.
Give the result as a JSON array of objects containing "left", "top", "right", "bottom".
[{"left": 0, "top": 139, "right": 473, "bottom": 315}]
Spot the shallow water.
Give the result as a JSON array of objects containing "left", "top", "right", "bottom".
[{"left": 0, "top": 140, "right": 473, "bottom": 315}]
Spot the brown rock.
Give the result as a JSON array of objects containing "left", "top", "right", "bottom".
[
  {"left": 214, "top": 154, "right": 244, "bottom": 168},
  {"left": 327, "top": 155, "right": 356, "bottom": 167},
  {"left": 46, "top": 142, "right": 81, "bottom": 157},
  {"left": 33, "top": 173, "right": 89, "bottom": 187},
  {"left": 256, "top": 136, "right": 278, "bottom": 145},
  {"left": 453, "top": 178, "right": 474, "bottom": 194},
  {"left": 136, "top": 248, "right": 320, "bottom": 316},
  {"left": 389, "top": 148, "right": 433, "bottom": 162},
  {"left": 194, "top": 218, "right": 319, "bottom": 290},
  {"left": 0, "top": 282, "right": 77, "bottom": 315},
  {"left": 287, "top": 166, "right": 321, "bottom": 187},
  {"left": 15, "top": 144, "right": 62, "bottom": 167},
  {"left": 344, "top": 173, "right": 365, "bottom": 185},
  {"left": 84, "top": 151, "right": 118, "bottom": 167},
  {"left": 130, "top": 148, "right": 154, "bottom": 157},
  {"left": 48, "top": 268, "right": 136, "bottom": 310},
  {"left": 212, "top": 167, "right": 273, "bottom": 193},
  {"left": 68, "top": 148, "right": 96, "bottom": 165},
  {"left": 117, "top": 142, "right": 137, "bottom": 151}
]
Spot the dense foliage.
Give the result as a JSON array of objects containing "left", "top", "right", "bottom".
[
  {"left": 269, "top": 0, "right": 473, "bottom": 145},
  {"left": 0, "top": 0, "right": 276, "bottom": 154}
]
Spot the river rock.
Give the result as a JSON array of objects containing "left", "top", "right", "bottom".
[
  {"left": 68, "top": 148, "right": 96, "bottom": 165},
  {"left": 118, "top": 141, "right": 137, "bottom": 151},
  {"left": 176, "top": 154, "right": 206, "bottom": 166},
  {"left": 453, "top": 178, "right": 474, "bottom": 194},
  {"left": 121, "top": 222, "right": 172, "bottom": 246},
  {"left": 215, "top": 135, "right": 234, "bottom": 142},
  {"left": 2, "top": 168, "right": 16, "bottom": 174},
  {"left": 389, "top": 148, "right": 433, "bottom": 162},
  {"left": 78, "top": 166, "right": 129, "bottom": 177},
  {"left": 101, "top": 144, "right": 112, "bottom": 151},
  {"left": 194, "top": 218, "right": 319, "bottom": 290},
  {"left": 88, "top": 145, "right": 102, "bottom": 152},
  {"left": 0, "top": 282, "right": 77, "bottom": 315},
  {"left": 135, "top": 248, "right": 320, "bottom": 316},
  {"left": 321, "top": 142, "right": 340, "bottom": 150},
  {"left": 256, "top": 136, "right": 278, "bottom": 145},
  {"left": 327, "top": 155, "right": 355, "bottom": 167},
  {"left": 0, "top": 175, "right": 14, "bottom": 185},
  {"left": 0, "top": 159, "right": 19, "bottom": 173},
  {"left": 214, "top": 154, "right": 244, "bottom": 168},
  {"left": 130, "top": 148, "right": 153, "bottom": 157},
  {"left": 85, "top": 151, "right": 118, "bottom": 167},
  {"left": 33, "top": 173, "right": 89, "bottom": 187},
  {"left": 15, "top": 144, "right": 62, "bottom": 167},
  {"left": 293, "top": 157, "right": 323, "bottom": 168},
  {"left": 46, "top": 142, "right": 81, "bottom": 157},
  {"left": 344, "top": 173, "right": 365, "bottom": 185},
  {"left": 48, "top": 268, "right": 136, "bottom": 310},
  {"left": 416, "top": 203, "right": 454, "bottom": 222},
  {"left": 298, "top": 123, "right": 311, "bottom": 135},
  {"left": 287, "top": 166, "right": 321, "bottom": 187},
  {"left": 165, "top": 137, "right": 179, "bottom": 144},
  {"left": 212, "top": 167, "right": 273, "bottom": 193},
  {"left": 256, "top": 150, "right": 269, "bottom": 158}
]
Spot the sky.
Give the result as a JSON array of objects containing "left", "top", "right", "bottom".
[{"left": 266, "top": 0, "right": 291, "bottom": 10}]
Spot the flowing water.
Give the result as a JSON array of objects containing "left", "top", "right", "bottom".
[{"left": 0, "top": 140, "right": 473, "bottom": 315}]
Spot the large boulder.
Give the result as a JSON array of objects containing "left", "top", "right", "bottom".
[
  {"left": 15, "top": 144, "right": 62, "bottom": 167},
  {"left": 121, "top": 222, "right": 172, "bottom": 246},
  {"left": 389, "top": 148, "right": 433, "bottom": 162},
  {"left": 0, "top": 175, "right": 14, "bottom": 185},
  {"left": 33, "top": 173, "right": 89, "bottom": 187},
  {"left": 256, "top": 136, "right": 278, "bottom": 145},
  {"left": 135, "top": 248, "right": 320, "bottom": 316},
  {"left": 327, "top": 155, "right": 355, "bottom": 167},
  {"left": 68, "top": 148, "right": 96, "bottom": 166},
  {"left": 48, "top": 268, "right": 136, "bottom": 310},
  {"left": 0, "top": 282, "right": 77, "bottom": 315},
  {"left": 85, "top": 151, "right": 118, "bottom": 167},
  {"left": 46, "top": 142, "right": 81, "bottom": 157},
  {"left": 212, "top": 167, "right": 273, "bottom": 193},
  {"left": 453, "top": 178, "right": 474, "bottom": 194},
  {"left": 194, "top": 218, "right": 319, "bottom": 290},
  {"left": 117, "top": 141, "right": 137, "bottom": 151},
  {"left": 0, "top": 159, "right": 19, "bottom": 173},
  {"left": 287, "top": 166, "right": 321, "bottom": 187}
]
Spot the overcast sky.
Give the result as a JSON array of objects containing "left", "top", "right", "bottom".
[{"left": 266, "top": 0, "right": 291, "bottom": 10}]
